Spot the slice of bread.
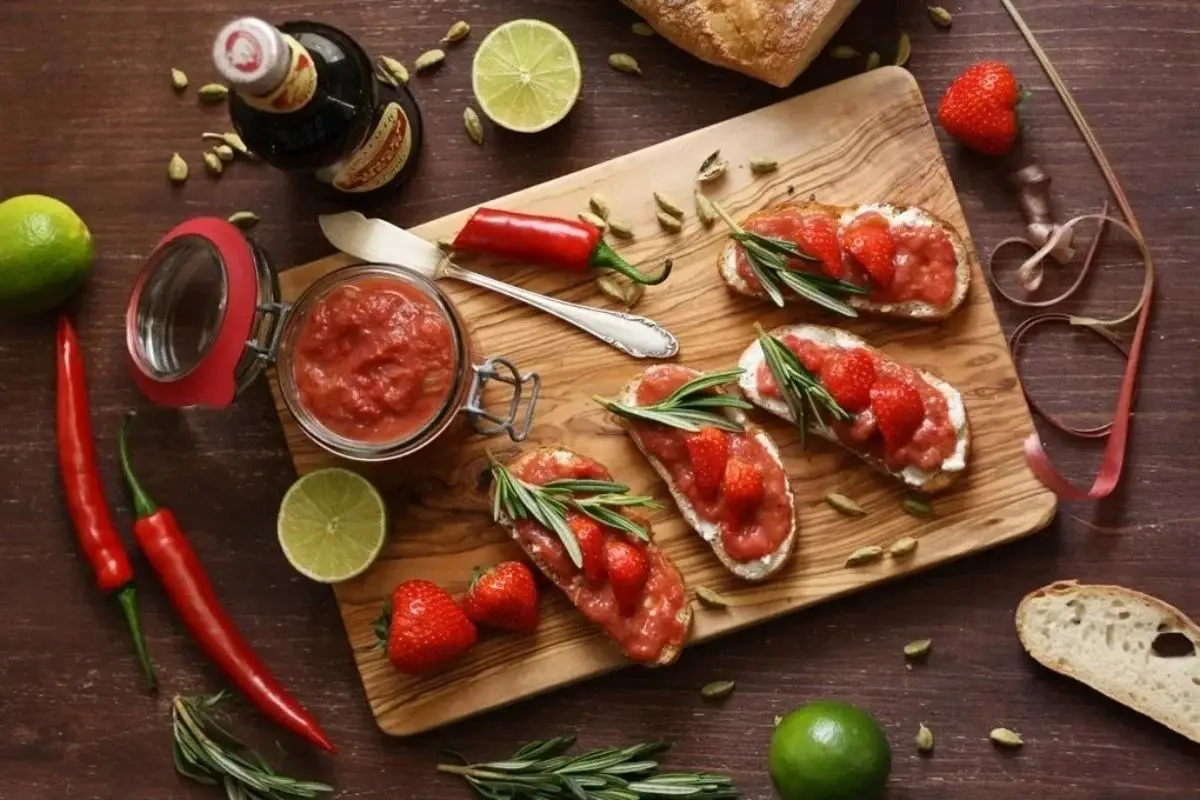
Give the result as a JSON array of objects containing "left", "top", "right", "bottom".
[
  {"left": 1016, "top": 581, "right": 1200, "bottom": 743},
  {"left": 718, "top": 201, "right": 971, "bottom": 320},
  {"left": 737, "top": 324, "right": 969, "bottom": 494},
  {"left": 613, "top": 367, "right": 796, "bottom": 581},
  {"left": 492, "top": 446, "right": 693, "bottom": 667}
]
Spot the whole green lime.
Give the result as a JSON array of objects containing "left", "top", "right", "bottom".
[
  {"left": 768, "top": 700, "right": 891, "bottom": 800},
  {"left": 0, "top": 194, "right": 94, "bottom": 316}
]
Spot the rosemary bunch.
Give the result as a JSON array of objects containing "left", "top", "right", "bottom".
[
  {"left": 171, "top": 693, "right": 332, "bottom": 800},
  {"left": 712, "top": 199, "right": 868, "bottom": 316},
  {"left": 593, "top": 368, "right": 751, "bottom": 433},
  {"left": 490, "top": 459, "right": 661, "bottom": 568},
  {"left": 756, "top": 325, "right": 851, "bottom": 448},
  {"left": 438, "top": 736, "right": 740, "bottom": 799}
]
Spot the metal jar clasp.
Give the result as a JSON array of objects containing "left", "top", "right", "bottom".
[
  {"left": 244, "top": 301, "right": 291, "bottom": 363},
  {"left": 464, "top": 357, "right": 540, "bottom": 441}
]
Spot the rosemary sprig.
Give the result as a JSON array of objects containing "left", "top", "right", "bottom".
[
  {"left": 755, "top": 325, "right": 852, "bottom": 449},
  {"left": 171, "top": 693, "right": 332, "bottom": 800},
  {"left": 490, "top": 459, "right": 661, "bottom": 568},
  {"left": 712, "top": 199, "right": 868, "bottom": 317},
  {"left": 593, "top": 368, "right": 751, "bottom": 433},
  {"left": 437, "top": 736, "right": 740, "bottom": 799}
]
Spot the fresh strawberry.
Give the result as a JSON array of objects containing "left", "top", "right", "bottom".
[
  {"left": 843, "top": 220, "right": 895, "bottom": 287},
  {"left": 938, "top": 61, "right": 1022, "bottom": 156},
  {"left": 604, "top": 538, "right": 649, "bottom": 617},
  {"left": 797, "top": 213, "right": 845, "bottom": 278},
  {"left": 821, "top": 349, "right": 876, "bottom": 413},
  {"left": 375, "top": 580, "right": 477, "bottom": 675},
  {"left": 462, "top": 561, "right": 540, "bottom": 635},
  {"left": 869, "top": 379, "right": 926, "bottom": 452},
  {"left": 721, "top": 458, "right": 764, "bottom": 520},
  {"left": 568, "top": 512, "right": 607, "bottom": 586},
  {"left": 685, "top": 426, "right": 729, "bottom": 498}
]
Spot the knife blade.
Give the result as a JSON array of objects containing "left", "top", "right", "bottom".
[{"left": 318, "top": 211, "right": 442, "bottom": 277}]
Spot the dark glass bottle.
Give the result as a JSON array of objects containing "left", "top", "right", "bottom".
[{"left": 212, "top": 17, "right": 423, "bottom": 195}]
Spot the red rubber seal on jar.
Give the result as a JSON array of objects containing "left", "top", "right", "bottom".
[{"left": 126, "top": 217, "right": 259, "bottom": 408}]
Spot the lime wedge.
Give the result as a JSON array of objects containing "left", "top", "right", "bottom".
[
  {"left": 472, "top": 19, "right": 582, "bottom": 133},
  {"left": 277, "top": 468, "right": 387, "bottom": 583}
]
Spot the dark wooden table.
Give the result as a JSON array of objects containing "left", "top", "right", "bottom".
[{"left": 2, "top": 1, "right": 1197, "bottom": 797}]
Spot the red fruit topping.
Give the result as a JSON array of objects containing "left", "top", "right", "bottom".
[
  {"left": 797, "top": 213, "right": 845, "bottom": 278},
  {"left": 843, "top": 219, "right": 896, "bottom": 287},
  {"left": 870, "top": 379, "right": 926, "bottom": 452},
  {"left": 379, "top": 579, "right": 478, "bottom": 675},
  {"left": 604, "top": 538, "right": 649, "bottom": 617},
  {"left": 821, "top": 349, "right": 876, "bottom": 413},
  {"left": 685, "top": 426, "right": 729, "bottom": 499},
  {"left": 937, "top": 61, "right": 1021, "bottom": 156},
  {"left": 463, "top": 561, "right": 540, "bottom": 635},
  {"left": 721, "top": 458, "right": 764, "bottom": 519},
  {"left": 568, "top": 512, "right": 607, "bottom": 586}
]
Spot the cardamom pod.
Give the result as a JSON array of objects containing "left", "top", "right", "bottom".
[
  {"left": 695, "top": 586, "right": 730, "bottom": 609},
  {"left": 903, "top": 638, "right": 932, "bottom": 659},
  {"left": 202, "top": 132, "right": 249, "bottom": 156},
  {"left": 696, "top": 150, "right": 728, "bottom": 183},
  {"left": 588, "top": 193, "right": 610, "bottom": 220},
  {"left": 607, "top": 219, "right": 634, "bottom": 240},
  {"left": 825, "top": 492, "right": 866, "bottom": 517},
  {"left": 989, "top": 727, "right": 1023, "bottom": 748},
  {"left": 845, "top": 545, "right": 884, "bottom": 567},
  {"left": 413, "top": 49, "right": 445, "bottom": 72},
  {"left": 774, "top": 715, "right": 783, "bottom": 727},
  {"left": 608, "top": 53, "right": 641, "bottom": 75},
  {"left": 578, "top": 211, "right": 608, "bottom": 231},
  {"left": 902, "top": 496, "right": 934, "bottom": 518},
  {"left": 749, "top": 157, "right": 778, "bottom": 175},
  {"left": 167, "top": 153, "right": 188, "bottom": 183},
  {"left": 378, "top": 56, "right": 409, "bottom": 85},
  {"left": 916, "top": 724, "right": 934, "bottom": 753},
  {"left": 829, "top": 44, "right": 859, "bottom": 60},
  {"left": 895, "top": 31, "right": 912, "bottom": 67},
  {"left": 596, "top": 275, "right": 628, "bottom": 304},
  {"left": 700, "top": 680, "right": 735, "bottom": 701},
  {"left": 197, "top": 83, "right": 229, "bottom": 103},
  {"left": 463, "top": 107, "right": 484, "bottom": 145},
  {"left": 202, "top": 151, "right": 223, "bottom": 175},
  {"left": 212, "top": 144, "right": 235, "bottom": 162},
  {"left": 631, "top": 22, "right": 654, "bottom": 37},
  {"left": 694, "top": 191, "right": 716, "bottom": 227},
  {"left": 227, "top": 211, "right": 260, "bottom": 229},
  {"left": 623, "top": 281, "right": 645, "bottom": 309},
  {"left": 653, "top": 191, "right": 684, "bottom": 218},
  {"left": 442, "top": 20, "right": 470, "bottom": 43},
  {"left": 656, "top": 210, "right": 682, "bottom": 233},
  {"left": 374, "top": 67, "right": 399, "bottom": 89},
  {"left": 888, "top": 536, "right": 919, "bottom": 558},
  {"left": 865, "top": 51, "right": 881, "bottom": 71},
  {"left": 170, "top": 68, "right": 188, "bottom": 91},
  {"left": 928, "top": 5, "right": 953, "bottom": 28}
]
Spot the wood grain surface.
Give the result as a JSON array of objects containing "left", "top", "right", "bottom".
[
  {"left": 1, "top": 0, "right": 1198, "bottom": 798},
  {"left": 269, "top": 67, "right": 1058, "bottom": 737}
]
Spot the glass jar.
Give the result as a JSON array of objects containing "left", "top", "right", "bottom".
[{"left": 126, "top": 217, "right": 538, "bottom": 460}]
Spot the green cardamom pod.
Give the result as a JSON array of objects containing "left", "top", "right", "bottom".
[
  {"left": 170, "top": 68, "right": 188, "bottom": 91},
  {"left": 829, "top": 44, "right": 859, "bottom": 60},
  {"left": 903, "top": 638, "right": 932, "bottom": 659},
  {"left": 588, "top": 193, "right": 610, "bottom": 220},
  {"left": 227, "top": 211, "right": 260, "bottom": 229},
  {"left": 694, "top": 191, "right": 716, "bottom": 227},
  {"left": 202, "top": 151, "right": 223, "bottom": 175},
  {"left": 656, "top": 210, "right": 682, "bottom": 233},
  {"left": 631, "top": 22, "right": 654, "bottom": 37},
  {"left": 167, "top": 153, "right": 188, "bottom": 183},
  {"left": 413, "top": 49, "right": 445, "bottom": 72},
  {"left": 443, "top": 21, "right": 470, "bottom": 43},
  {"left": 374, "top": 67, "right": 399, "bottom": 89},
  {"left": 197, "top": 83, "right": 229, "bottom": 103},
  {"left": 653, "top": 191, "right": 684, "bottom": 218},
  {"left": 595, "top": 275, "right": 627, "bottom": 304},
  {"left": 608, "top": 53, "right": 641, "bottom": 75},
  {"left": 623, "top": 281, "right": 645, "bottom": 309},
  {"left": 989, "top": 727, "right": 1023, "bottom": 748},
  {"left": 888, "top": 536, "right": 919, "bottom": 558},
  {"left": 895, "top": 31, "right": 912, "bottom": 67},
  {"left": 916, "top": 724, "right": 934, "bottom": 753},
  {"left": 901, "top": 496, "right": 934, "bottom": 518},
  {"left": 700, "top": 680, "right": 735, "bottom": 701},
  {"left": 695, "top": 586, "right": 731, "bottom": 609},
  {"left": 845, "top": 545, "right": 884, "bottom": 567},
  {"left": 606, "top": 219, "right": 634, "bottom": 240},
  {"left": 578, "top": 211, "right": 608, "bottom": 231},
  {"left": 864, "top": 52, "right": 882, "bottom": 71},
  {"left": 825, "top": 492, "right": 865, "bottom": 516},
  {"left": 212, "top": 144, "right": 235, "bottom": 162},
  {"left": 928, "top": 5, "right": 953, "bottom": 28},
  {"left": 378, "top": 56, "right": 409, "bottom": 85},
  {"left": 464, "top": 107, "right": 484, "bottom": 145},
  {"left": 696, "top": 150, "right": 728, "bottom": 183},
  {"left": 749, "top": 157, "right": 779, "bottom": 175}
]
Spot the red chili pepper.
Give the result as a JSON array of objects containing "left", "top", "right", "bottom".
[
  {"left": 56, "top": 316, "right": 156, "bottom": 689},
  {"left": 452, "top": 207, "right": 672, "bottom": 285},
  {"left": 117, "top": 416, "right": 336, "bottom": 754}
]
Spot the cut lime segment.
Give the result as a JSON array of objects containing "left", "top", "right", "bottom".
[
  {"left": 277, "top": 468, "right": 387, "bottom": 583},
  {"left": 472, "top": 19, "right": 582, "bottom": 133}
]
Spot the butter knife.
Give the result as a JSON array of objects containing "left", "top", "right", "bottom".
[{"left": 318, "top": 212, "right": 680, "bottom": 360}]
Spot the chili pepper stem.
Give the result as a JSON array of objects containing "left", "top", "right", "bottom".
[
  {"left": 115, "top": 586, "right": 157, "bottom": 690},
  {"left": 592, "top": 240, "right": 672, "bottom": 285},
  {"left": 118, "top": 414, "right": 159, "bottom": 518}
]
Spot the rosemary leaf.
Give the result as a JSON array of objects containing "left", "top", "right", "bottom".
[
  {"left": 756, "top": 326, "right": 851, "bottom": 449},
  {"left": 595, "top": 370, "right": 748, "bottom": 434},
  {"left": 663, "top": 368, "right": 745, "bottom": 403}
]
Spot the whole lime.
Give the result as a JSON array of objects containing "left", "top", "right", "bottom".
[
  {"left": 768, "top": 700, "right": 891, "bottom": 800},
  {"left": 0, "top": 194, "right": 94, "bottom": 316}
]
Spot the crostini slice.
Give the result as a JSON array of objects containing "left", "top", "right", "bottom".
[
  {"left": 488, "top": 446, "right": 692, "bottom": 666},
  {"left": 595, "top": 365, "right": 797, "bottom": 582},
  {"left": 719, "top": 200, "right": 972, "bottom": 321},
  {"left": 738, "top": 325, "right": 969, "bottom": 494}
]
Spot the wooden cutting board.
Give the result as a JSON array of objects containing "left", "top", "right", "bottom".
[{"left": 267, "top": 67, "right": 1057, "bottom": 737}]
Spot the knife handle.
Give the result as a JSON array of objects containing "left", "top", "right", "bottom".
[{"left": 442, "top": 263, "right": 680, "bottom": 360}]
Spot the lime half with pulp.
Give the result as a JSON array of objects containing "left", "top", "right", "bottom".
[
  {"left": 278, "top": 468, "right": 387, "bottom": 583},
  {"left": 472, "top": 19, "right": 582, "bottom": 133}
]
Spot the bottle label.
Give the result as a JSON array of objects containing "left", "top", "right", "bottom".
[
  {"left": 240, "top": 35, "right": 317, "bottom": 114},
  {"left": 330, "top": 103, "right": 414, "bottom": 193}
]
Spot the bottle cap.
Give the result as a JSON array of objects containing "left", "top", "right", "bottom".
[{"left": 212, "top": 17, "right": 290, "bottom": 96}]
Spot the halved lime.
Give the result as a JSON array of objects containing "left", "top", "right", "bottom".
[
  {"left": 472, "top": 19, "right": 582, "bottom": 133},
  {"left": 277, "top": 468, "right": 387, "bottom": 583}
]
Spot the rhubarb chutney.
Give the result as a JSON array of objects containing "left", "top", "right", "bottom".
[
  {"left": 509, "top": 449, "right": 689, "bottom": 665},
  {"left": 291, "top": 275, "right": 456, "bottom": 444},
  {"left": 631, "top": 364, "right": 792, "bottom": 563}
]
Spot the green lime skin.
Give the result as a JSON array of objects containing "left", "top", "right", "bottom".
[
  {"left": 768, "top": 700, "right": 892, "bottom": 800},
  {"left": 0, "top": 194, "right": 94, "bottom": 316}
]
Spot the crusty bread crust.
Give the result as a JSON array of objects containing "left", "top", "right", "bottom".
[
  {"left": 613, "top": 371, "right": 796, "bottom": 582},
  {"left": 492, "top": 446, "right": 693, "bottom": 666},
  {"left": 718, "top": 201, "right": 972, "bottom": 321},
  {"left": 1016, "top": 581, "right": 1200, "bottom": 744},
  {"left": 622, "top": 0, "right": 859, "bottom": 87},
  {"left": 737, "top": 325, "right": 970, "bottom": 494}
]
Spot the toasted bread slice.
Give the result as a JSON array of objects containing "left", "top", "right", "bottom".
[
  {"left": 612, "top": 366, "right": 796, "bottom": 582},
  {"left": 737, "top": 324, "right": 969, "bottom": 494},
  {"left": 492, "top": 446, "right": 693, "bottom": 667},
  {"left": 719, "top": 201, "right": 971, "bottom": 320},
  {"left": 1016, "top": 581, "right": 1200, "bottom": 744}
]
